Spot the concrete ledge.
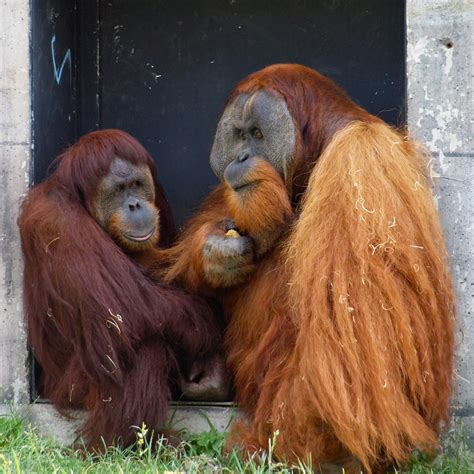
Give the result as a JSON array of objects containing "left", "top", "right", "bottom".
[
  {"left": 1, "top": 402, "right": 236, "bottom": 445},
  {"left": 2, "top": 403, "right": 472, "bottom": 446}
]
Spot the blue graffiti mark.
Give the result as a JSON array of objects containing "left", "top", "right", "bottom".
[{"left": 51, "top": 34, "right": 72, "bottom": 85}]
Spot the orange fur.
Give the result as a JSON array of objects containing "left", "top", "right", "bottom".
[
  {"left": 223, "top": 158, "right": 294, "bottom": 256},
  {"left": 160, "top": 186, "right": 234, "bottom": 291},
  {"left": 162, "top": 66, "right": 455, "bottom": 471},
  {"left": 161, "top": 161, "right": 293, "bottom": 289},
  {"left": 270, "top": 121, "right": 454, "bottom": 469}
]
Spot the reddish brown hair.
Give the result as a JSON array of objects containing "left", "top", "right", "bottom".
[{"left": 18, "top": 129, "right": 221, "bottom": 447}]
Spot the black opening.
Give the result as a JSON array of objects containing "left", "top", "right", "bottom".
[{"left": 31, "top": 0, "right": 406, "bottom": 400}]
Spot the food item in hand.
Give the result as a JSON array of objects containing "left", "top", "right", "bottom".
[{"left": 225, "top": 228, "right": 241, "bottom": 239}]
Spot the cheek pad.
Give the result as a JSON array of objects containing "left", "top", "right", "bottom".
[
  {"left": 251, "top": 91, "right": 296, "bottom": 180},
  {"left": 210, "top": 94, "right": 249, "bottom": 179}
]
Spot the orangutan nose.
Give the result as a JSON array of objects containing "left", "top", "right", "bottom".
[
  {"left": 127, "top": 198, "right": 141, "bottom": 211},
  {"left": 237, "top": 150, "right": 250, "bottom": 163}
]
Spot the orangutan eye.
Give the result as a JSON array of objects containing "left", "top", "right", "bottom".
[
  {"left": 235, "top": 129, "right": 246, "bottom": 140},
  {"left": 117, "top": 183, "right": 126, "bottom": 192},
  {"left": 253, "top": 128, "right": 263, "bottom": 139},
  {"left": 134, "top": 180, "right": 142, "bottom": 188}
]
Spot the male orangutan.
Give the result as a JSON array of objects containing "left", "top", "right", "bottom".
[
  {"left": 162, "top": 65, "right": 455, "bottom": 471},
  {"left": 18, "top": 129, "right": 227, "bottom": 450}
]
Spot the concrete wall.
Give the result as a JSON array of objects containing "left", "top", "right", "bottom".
[
  {"left": 407, "top": 0, "right": 474, "bottom": 432},
  {"left": 0, "top": 0, "right": 473, "bottom": 440},
  {"left": 0, "top": 0, "right": 30, "bottom": 407}
]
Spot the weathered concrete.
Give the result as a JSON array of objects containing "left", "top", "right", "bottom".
[
  {"left": 407, "top": 0, "right": 474, "bottom": 434},
  {"left": 20, "top": 403, "right": 236, "bottom": 443},
  {"left": 0, "top": 0, "right": 30, "bottom": 404}
]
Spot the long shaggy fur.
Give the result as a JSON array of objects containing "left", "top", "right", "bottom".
[
  {"left": 162, "top": 65, "right": 455, "bottom": 471},
  {"left": 272, "top": 121, "right": 455, "bottom": 468},
  {"left": 18, "top": 129, "right": 222, "bottom": 448}
]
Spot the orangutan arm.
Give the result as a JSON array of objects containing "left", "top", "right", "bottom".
[
  {"left": 157, "top": 185, "right": 256, "bottom": 292},
  {"left": 160, "top": 160, "right": 294, "bottom": 292}
]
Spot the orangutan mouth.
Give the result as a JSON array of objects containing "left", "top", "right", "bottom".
[
  {"left": 232, "top": 180, "right": 261, "bottom": 192},
  {"left": 125, "top": 228, "right": 155, "bottom": 242}
]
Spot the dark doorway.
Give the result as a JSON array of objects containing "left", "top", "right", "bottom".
[{"left": 33, "top": 0, "right": 406, "bottom": 226}]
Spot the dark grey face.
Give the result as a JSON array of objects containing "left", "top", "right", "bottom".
[
  {"left": 93, "top": 157, "right": 159, "bottom": 245},
  {"left": 210, "top": 90, "right": 296, "bottom": 190}
]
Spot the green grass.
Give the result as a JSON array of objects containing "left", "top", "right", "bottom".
[{"left": 0, "top": 412, "right": 472, "bottom": 473}]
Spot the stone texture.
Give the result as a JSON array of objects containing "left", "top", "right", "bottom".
[
  {"left": 0, "top": 0, "right": 30, "bottom": 405},
  {"left": 407, "top": 0, "right": 474, "bottom": 423},
  {"left": 23, "top": 403, "right": 235, "bottom": 442}
]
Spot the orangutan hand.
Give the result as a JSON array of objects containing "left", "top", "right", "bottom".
[{"left": 202, "top": 220, "right": 256, "bottom": 288}]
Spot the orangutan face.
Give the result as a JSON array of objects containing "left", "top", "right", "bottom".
[
  {"left": 210, "top": 90, "right": 296, "bottom": 191},
  {"left": 92, "top": 157, "right": 160, "bottom": 251}
]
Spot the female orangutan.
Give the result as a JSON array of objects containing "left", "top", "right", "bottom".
[
  {"left": 162, "top": 65, "right": 455, "bottom": 471},
  {"left": 18, "top": 129, "right": 227, "bottom": 450}
]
